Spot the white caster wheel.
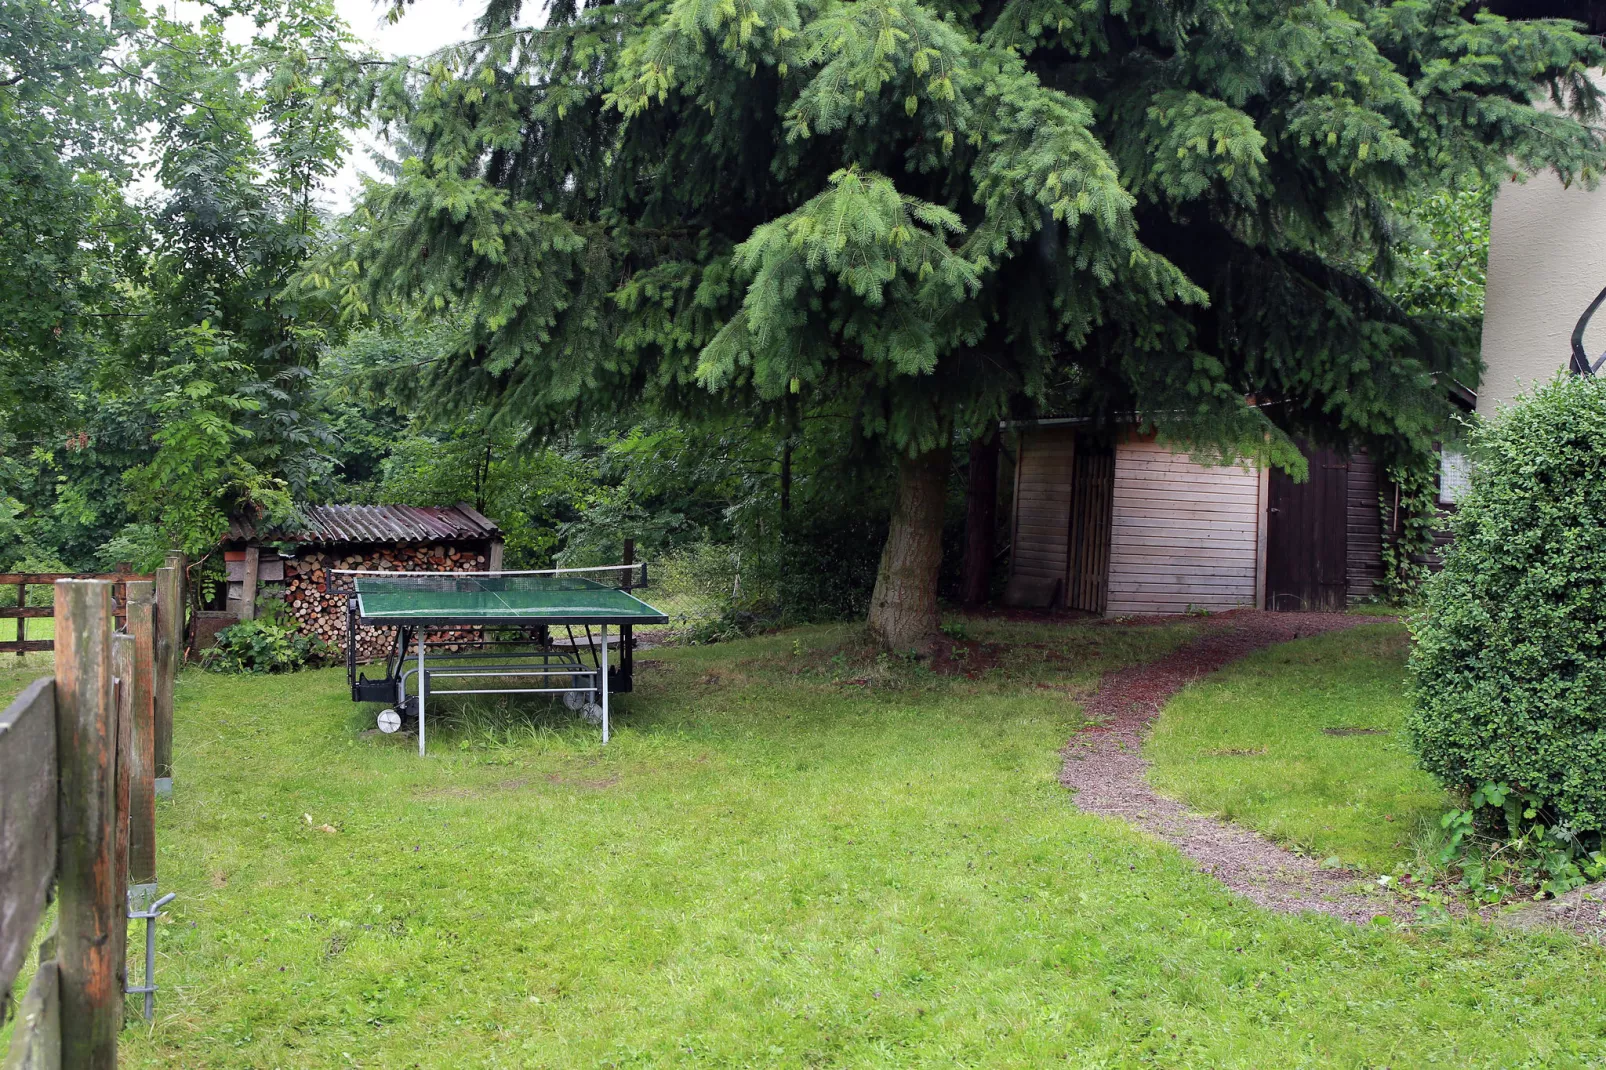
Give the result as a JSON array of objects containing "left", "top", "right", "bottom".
[
  {"left": 580, "top": 702, "right": 603, "bottom": 726},
  {"left": 563, "top": 689, "right": 586, "bottom": 711},
  {"left": 377, "top": 709, "right": 402, "bottom": 734}
]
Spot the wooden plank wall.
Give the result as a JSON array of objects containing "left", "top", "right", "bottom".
[
  {"left": 1106, "top": 439, "right": 1262, "bottom": 615},
  {"left": 1346, "top": 452, "right": 1384, "bottom": 603},
  {"left": 1005, "top": 428, "right": 1077, "bottom": 606}
]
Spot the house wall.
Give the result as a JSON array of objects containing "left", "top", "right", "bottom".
[
  {"left": 1479, "top": 172, "right": 1606, "bottom": 415},
  {"left": 1105, "top": 439, "right": 1263, "bottom": 616},
  {"left": 1005, "top": 431, "right": 1391, "bottom": 615}
]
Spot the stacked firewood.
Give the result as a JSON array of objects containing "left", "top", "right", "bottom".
[{"left": 280, "top": 545, "right": 489, "bottom": 663}]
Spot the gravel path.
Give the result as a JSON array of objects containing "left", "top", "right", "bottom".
[{"left": 1061, "top": 611, "right": 1415, "bottom": 925}]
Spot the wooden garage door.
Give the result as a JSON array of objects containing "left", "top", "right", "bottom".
[{"left": 1106, "top": 440, "right": 1262, "bottom": 615}]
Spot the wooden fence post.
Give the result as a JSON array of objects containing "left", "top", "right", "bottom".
[
  {"left": 125, "top": 581, "right": 157, "bottom": 898},
  {"left": 53, "top": 579, "right": 119, "bottom": 1070},
  {"left": 153, "top": 556, "right": 184, "bottom": 796}
]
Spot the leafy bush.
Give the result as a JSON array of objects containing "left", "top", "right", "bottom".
[
  {"left": 1433, "top": 781, "right": 1606, "bottom": 903},
  {"left": 203, "top": 599, "right": 333, "bottom": 673},
  {"left": 1407, "top": 375, "right": 1606, "bottom": 836}
]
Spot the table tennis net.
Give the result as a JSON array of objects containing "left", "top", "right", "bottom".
[{"left": 340, "top": 565, "right": 646, "bottom": 596}]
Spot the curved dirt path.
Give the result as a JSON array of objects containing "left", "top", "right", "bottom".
[{"left": 1061, "top": 611, "right": 1414, "bottom": 925}]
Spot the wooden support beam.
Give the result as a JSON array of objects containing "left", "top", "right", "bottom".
[
  {"left": 124, "top": 582, "right": 157, "bottom": 890},
  {"left": 239, "top": 546, "right": 260, "bottom": 622},
  {"left": 0, "top": 573, "right": 148, "bottom": 586},
  {"left": 53, "top": 579, "right": 119, "bottom": 1070}
]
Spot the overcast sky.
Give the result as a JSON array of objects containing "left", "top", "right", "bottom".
[{"left": 332, "top": 0, "right": 480, "bottom": 63}]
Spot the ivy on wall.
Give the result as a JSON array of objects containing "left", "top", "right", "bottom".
[{"left": 1378, "top": 461, "right": 1442, "bottom": 604}]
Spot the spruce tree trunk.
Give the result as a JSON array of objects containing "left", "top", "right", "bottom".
[
  {"left": 868, "top": 445, "right": 951, "bottom": 651},
  {"left": 960, "top": 433, "right": 999, "bottom": 605}
]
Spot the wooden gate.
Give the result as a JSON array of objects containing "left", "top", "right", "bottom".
[{"left": 1265, "top": 445, "right": 1350, "bottom": 611}]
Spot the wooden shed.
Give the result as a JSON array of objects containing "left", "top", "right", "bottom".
[
  {"left": 1004, "top": 426, "right": 1387, "bottom": 615},
  {"left": 212, "top": 504, "right": 504, "bottom": 653}
]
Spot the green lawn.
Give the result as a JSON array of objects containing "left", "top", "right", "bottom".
[
  {"left": 0, "top": 614, "right": 52, "bottom": 644},
  {"left": 9, "top": 617, "right": 1606, "bottom": 1066},
  {"left": 0, "top": 649, "right": 52, "bottom": 703},
  {"left": 1146, "top": 623, "right": 1447, "bottom": 875}
]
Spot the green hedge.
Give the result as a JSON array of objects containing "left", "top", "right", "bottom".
[{"left": 1407, "top": 375, "right": 1606, "bottom": 831}]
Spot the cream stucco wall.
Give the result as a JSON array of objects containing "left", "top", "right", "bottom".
[{"left": 1479, "top": 174, "right": 1606, "bottom": 415}]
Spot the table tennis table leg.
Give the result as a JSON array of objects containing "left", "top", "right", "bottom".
[
  {"left": 417, "top": 630, "right": 426, "bottom": 757},
  {"left": 600, "top": 622, "right": 609, "bottom": 745}
]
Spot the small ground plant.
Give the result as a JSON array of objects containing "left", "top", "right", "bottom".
[
  {"left": 1435, "top": 782, "right": 1606, "bottom": 903},
  {"left": 202, "top": 598, "right": 333, "bottom": 673}
]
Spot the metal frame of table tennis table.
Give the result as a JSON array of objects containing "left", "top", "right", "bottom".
[{"left": 334, "top": 565, "right": 666, "bottom": 754}]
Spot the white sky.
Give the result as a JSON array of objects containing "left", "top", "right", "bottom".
[
  {"left": 332, "top": 0, "right": 481, "bottom": 58},
  {"left": 327, "top": 0, "right": 485, "bottom": 209}
]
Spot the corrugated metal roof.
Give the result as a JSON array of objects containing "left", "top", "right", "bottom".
[{"left": 228, "top": 503, "right": 500, "bottom": 545}]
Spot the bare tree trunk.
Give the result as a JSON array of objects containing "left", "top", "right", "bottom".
[
  {"left": 960, "top": 432, "right": 999, "bottom": 605},
  {"left": 868, "top": 445, "right": 951, "bottom": 651}
]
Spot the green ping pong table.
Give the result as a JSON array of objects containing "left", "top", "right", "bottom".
[{"left": 334, "top": 566, "right": 668, "bottom": 754}]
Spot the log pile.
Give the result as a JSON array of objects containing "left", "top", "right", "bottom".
[{"left": 280, "top": 545, "right": 488, "bottom": 663}]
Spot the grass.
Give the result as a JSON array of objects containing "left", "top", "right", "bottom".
[
  {"left": 0, "top": 615, "right": 52, "bottom": 644},
  {"left": 0, "top": 648, "right": 52, "bottom": 706},
  {"left": 9, "top": 615, "right": 1606, "bottom": 1066},
  {"left": 1146, "top": 623, "right": 1447, "bottom": 875}
]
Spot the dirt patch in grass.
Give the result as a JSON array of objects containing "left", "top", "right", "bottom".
[
  {"left": 1322, "top": 726, "right": 1388, "bottom": 737},
  {"left": 923, "top": 635, "right": 1006, "bottom": 677},
  {"left": 780, "top": 634, "right": 1005, "bottom": 685},
  {"left": 1061, "top": 609, "right": 1416, "bottom": 925}
]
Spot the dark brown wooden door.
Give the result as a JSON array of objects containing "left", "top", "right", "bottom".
[
  {"left": 1265, "top": 446, "right": 1350, "bottom": 611},
  {"left": 1064, "top": 443, "right": 1114, "bottom": 614}
]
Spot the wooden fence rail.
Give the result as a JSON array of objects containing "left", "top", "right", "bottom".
[
  {"left": 0, "top": 575, "right": 153, "bottom": 657},
  {"left": 0, "top": 572, "right": 180, "bottom": 1069}
]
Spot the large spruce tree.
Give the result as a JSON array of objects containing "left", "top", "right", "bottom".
[{"left": 341, "top": 0, "right": 1605, "bottom": 649}]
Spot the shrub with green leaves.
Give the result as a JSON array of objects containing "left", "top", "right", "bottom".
[
  {"left": 1407, "top": 375, "right": 1606, "bottom": 833},
  {"left": 203, "top": 599, "right": 334, "bottom": 674}
]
